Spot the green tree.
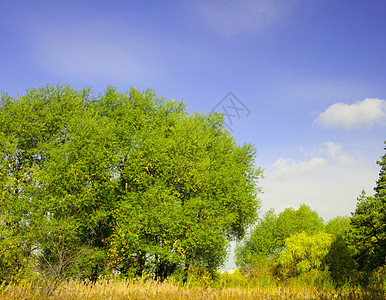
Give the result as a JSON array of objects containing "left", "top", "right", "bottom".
[
  {"left": 344, "top": 141, "right": 386, "bottom": 290},
  {"left": 235, "top": 209, "right": 278, "bottom": 267},
  {"left": 276, "top": 232, "right": 333, "bottom": 284},
  {"left": 0, "top": 85, "right": 88, "bottom": 282},
  {"left": 325, "top": 216, "right": 356, "bottom": 287},
  {"left": 235, "top": 204, "right": 324, "bottom": 268},
  {"left": 325, "top": 216, "right": 350, "bottom": 237},
  {"left": 1, "top": 85, "right": 263, "bottom": 284},
  {"left": 348, "top": 141, "right": 385, "bottom": 272},
  {"left": 275, "top": 204, "right": 324, "bottom": 248},
  {"left": 105, "top": 89, "right": 263, "bottom": 281},
  {"left": 348, "top": 191, "right": 385, "bottom": 272}
]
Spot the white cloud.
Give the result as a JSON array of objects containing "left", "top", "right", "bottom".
[
  {"left": 322, "top": 141, "right": 341, "bottom": 159},
  {"left": 320, "top": 141, "right": 356, "bottom": 164},
  {"left": 315, "top": 98, "right": 386, "bottom": 130},
  {"left": 300, "top": 141, "right": 357, "bottom": 165},
  {"left": 190, "top": 0, "right": 298, "bottom": 37},
  {"left": 273, "top": 157, "right": 327, "bottom": 179},
  {"left": 263, "top": 142, "right": 378, "bottom": 220},
  {"left": 262, "top": 163, "right": 376, "bottom": 221}
]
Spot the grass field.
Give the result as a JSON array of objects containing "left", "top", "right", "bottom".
[{"left": 1, "top": 279, "right": 384, "bottom": 300}]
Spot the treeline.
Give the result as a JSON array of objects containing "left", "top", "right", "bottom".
[
  {"left": 0, "top": 85, "right": 384, "bottom": 295},
  {"left": 236, "top": 143, "right": 386, "bottom": 290},
  {"left": 0, "top": 85, "right": 262, "bottom": 289}
]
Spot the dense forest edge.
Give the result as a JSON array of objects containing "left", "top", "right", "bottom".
[{"left": 0, "top": 85, "right": 384, "bottom": 299}]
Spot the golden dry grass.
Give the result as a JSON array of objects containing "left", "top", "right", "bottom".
[{"left": 0, "top": 279, "right": 383, "bottom": 300}]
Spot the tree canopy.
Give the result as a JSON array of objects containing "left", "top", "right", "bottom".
[
  {"left": 235, "top": 204, "right": 324, "bottom": 267},
  {"left": 276, "top": 231, "right": 333, "bottom": 282},
  {"left": 348, "top": 141, "right": 386, "bottom": 272},
  {"left": 0, "top": 85, "right": 262, "bottom": 283}
]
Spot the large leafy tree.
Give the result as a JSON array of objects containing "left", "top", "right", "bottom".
[
  {"left": 348, "top": 141, "right": 386, "bottom": 272},
  {"left": 0, "top": 85, "right": 262, "bottom": 283},
  {"left": 103, "top": 88, "right": 262, "bottom": 281}
]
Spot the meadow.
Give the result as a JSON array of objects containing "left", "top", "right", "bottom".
[{"left": 1, "top": 273, "right": 384, "bottom": 300}]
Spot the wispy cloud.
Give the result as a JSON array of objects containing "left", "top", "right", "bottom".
[
  {"left": 319, "top": 141, "right": 355, "bottom": 164},
  {"left": 314, "top": 98, "right": 386, "bottom": 130},
  {"left": 273, "top": 142, "right": 359, "bottom": 180},
  {"left": 300, "top": 141, "right": 357, "bottom": 165},
  {"left": 190, "top": 0, "right": 298, "bottom": 37},
  {"left": 273, "top": 157, "right": 327, "bottom": 179},
  {"left": 263, "top": 142, "right": 376, "bottom": 220}
]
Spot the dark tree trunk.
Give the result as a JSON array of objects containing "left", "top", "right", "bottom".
[{"left": 182, "top": 262, "right": 190, "bottom": 285}]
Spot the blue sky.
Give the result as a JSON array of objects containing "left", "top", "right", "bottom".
[{"left": 1, "top": 0, "right": 386, "bottom": 268}]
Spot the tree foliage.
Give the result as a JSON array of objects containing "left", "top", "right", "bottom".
[
  {"left": 276, "top": 232, "right": 333, "bottom": 281},
  {"left": 0, "top": 85, "right": 262, "bottom": 283},
  {"left": 325, "top": 216, "right": 350, "bottom": 237},
  {"left": 235, "top": 204, "right": 324, "bottom": 267},
  {"left": 0, "top": 86, "right": 89, "bottom": 282},
  {"left": 235, "top": 209, "right": 278, "bottom": 267},
  {"left": 347, "top": 141, "right": 386, "bottom": 272},
  {"left": 324, "top": 216, "right": 356, "bottom": 287},
  {"left": 102, "top": 88, "right": 261, "bottom": 281}
]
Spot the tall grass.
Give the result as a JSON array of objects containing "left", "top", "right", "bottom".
[{"left": 0, "top": 278, "right": 384, "bottom": 300}]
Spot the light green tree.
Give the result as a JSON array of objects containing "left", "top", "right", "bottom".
[
  {"left": 277, "top": 231, "right": 333, "bottom": 283},
  {"left": 325, "top": 216, "right": 350, "bottom": 237},
  {"left": 235, "top": 204, "right": 324, "bottom": 269}
]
